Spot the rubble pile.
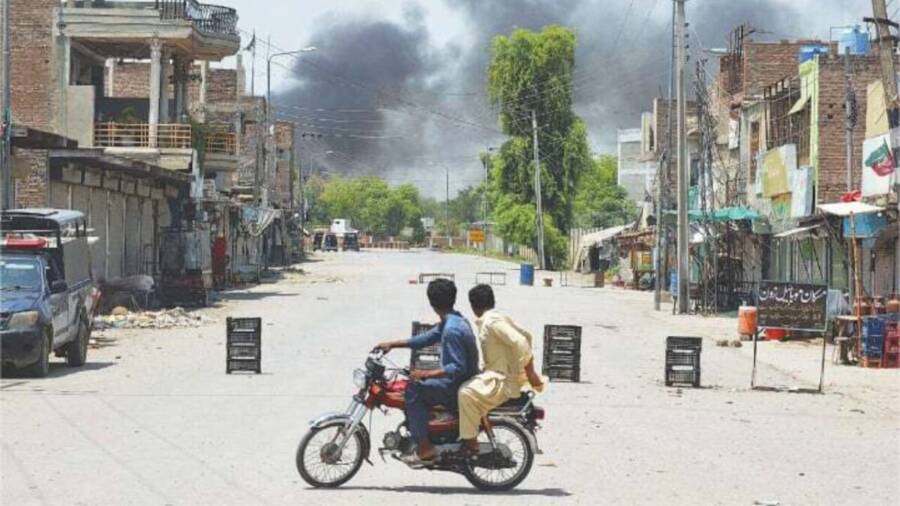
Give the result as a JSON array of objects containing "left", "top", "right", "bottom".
[{"left": 94, "top": 307, "right": 216, "bottom": 330}]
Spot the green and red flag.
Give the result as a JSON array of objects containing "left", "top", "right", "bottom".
[{"left": 864, "top": 139, "right": 895, "bottom": 177}]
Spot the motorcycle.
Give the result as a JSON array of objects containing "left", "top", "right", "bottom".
[{"left": 296, "top": 349, "right": 545, "bottom": 491}]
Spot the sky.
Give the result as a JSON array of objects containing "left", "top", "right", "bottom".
[{"left": 209, "top": 0, "right": 875, "bottom": 198}]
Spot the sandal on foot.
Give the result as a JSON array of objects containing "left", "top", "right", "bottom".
[{"left": 400, "top": 452, "right": 436, "bottom": 468}]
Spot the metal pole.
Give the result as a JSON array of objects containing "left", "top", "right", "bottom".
[
  {"left": 445, "top": 167, "right": 450, "bottom": 243},
  {"left": 1, "top": 0, "right": 10, "bottom": 210},
  {"left": 265, "top": 51, "right": 275, "bottom": 208},
  {"left": 250, "top": 29, "right": 256, "bottom": 97},
  {"left": 675, "top": 0, "right": 689, "bottom": 314},
  {"left": 871, "top": 0, "right": 898, "bottom": 107},
  {"left": 842, "top": 52, "right": 858, "bottom": 328},
  {"left": 263, "top": 47, "right": 316, "bottom": 208},
  {"left": 482, "top": 151, "right": 488, "bottom": 255},
  {"left": 844, "top": 53, "right": 856, "bottom": 192},
  {"left": 532, "top": 109, "right": 546, "bottom": 270},
  {"left": 655, "top": 2, "right": 676, "bottom": 311}
]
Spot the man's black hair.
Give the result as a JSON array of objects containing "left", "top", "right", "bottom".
[
  {"left": 468, "top": 284, "right": 495, "bottom": 312},
  {"left": 427, "top": 278, "right": 457, "bottom": 312}
]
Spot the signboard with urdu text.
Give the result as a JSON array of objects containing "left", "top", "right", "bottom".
[
  {"left": 757, "top": 281, "right": 828, "bottom": 331},
  {"left": 468, "top": 229, "right": 486, "bottom": 243}
]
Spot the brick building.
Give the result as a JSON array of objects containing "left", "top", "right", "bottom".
[
  {"left": 8, "top": 0, "right": 58, "bottom": 132},
  {"left": 273, "top": 121, "right": 296, "bottom": 208},
  {"left": 4, "top": 0, "right": 242, "bottom": 279},
  {"left": 628, "top": 29, "right": 897, "bottom": 302}
]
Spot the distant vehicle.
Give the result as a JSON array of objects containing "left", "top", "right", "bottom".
[
  {"left": 1, "top": 209, "right": 96, "bottom": 377},
  {"left": 312, "top": 230, "right": 326, "bottom": 251},
  {"left": 343, "top": 232, "right": 360, "bottom": 252},
  {"left": 331, "top": 219, "right": 352, "bottom": 235},
  {"left": 323, "top": 233, "right": 339, "bottom": 252}
]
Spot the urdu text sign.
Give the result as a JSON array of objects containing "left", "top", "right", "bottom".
[{"left": 757, "top": 281, "right": 828, "bottom": 332}]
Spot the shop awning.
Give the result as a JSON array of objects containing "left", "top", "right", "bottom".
[
  {"left": 687, "top": 206, "right": 761, "bottom": 222},
  {"left": 817, "top": 202, "right": 884, "bottom": 216},
  {"left": 774, "top": 224, "right": 820, "bottom": 238},
  {"left": 571, "top": 224, "right": 633, "bottom": 272}
]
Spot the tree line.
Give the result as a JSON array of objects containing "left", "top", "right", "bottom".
[{"left": 303, "top": 25, "right": 636, "bottom": 266}]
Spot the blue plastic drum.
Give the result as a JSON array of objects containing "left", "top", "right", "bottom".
[{"left": 520, "top": 263, "right": 534, "bottom": 286}]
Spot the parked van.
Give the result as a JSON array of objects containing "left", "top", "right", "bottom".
[{"left": 1, "top": 209, "right": 96, "bottom": 377}]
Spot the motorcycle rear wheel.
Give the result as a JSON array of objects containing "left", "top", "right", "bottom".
[
  {"left": 462, "top": 418, "right": 534, "bottom": 491},
  {"left": 296, "top": 421, "right": 365, "bottom": 488}
]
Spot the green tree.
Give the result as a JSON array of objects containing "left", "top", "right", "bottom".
[
  {"left": 303, "top": 174, "right": 329, "bottom": 226},
  {"left": 314, "top": 176, "right": 427, "bottom": 239},
  {"left": 449, "top": 185, "right": 486, "bottom": 225},
  {"left": 574, "top": 155, "right": 638, "bottom": 228},
  {"left": 487, "top": 25, "right": 592, "bottom": 267}
]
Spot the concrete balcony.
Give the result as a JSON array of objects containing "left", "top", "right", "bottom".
[
  {"left": 92, "top": 122, "right": 237, "bottom": 173},
  {"left": 61, "top": 1, "right": 240, "bottom": 61},
  {"left": 204, "top": 130, "right": 238, "bottom": 174},
  {"left": 94, "top": 122, "right": 191, "bottom": 149},
  {"left": 207, "top": 131, "right": 236, "bottom": 155}
]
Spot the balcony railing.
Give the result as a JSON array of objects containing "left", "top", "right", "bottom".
[
  {"left": 155, "top": 0, "right": 238, "bottom": 37},
  {"left": 94, "top": 122, "right": 192, "bottom": 149},
  {"left": 94, "top": 122, "right": 237, "bottom": 155},
  {"left": 207, "top": 132, "right": 237, "bottom": 155}
]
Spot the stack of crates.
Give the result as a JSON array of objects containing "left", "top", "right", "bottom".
[
  {"left": 410, "top": 321, "right": 441, "bottom": 370},
  {"left": 665, "top": 336, "right": 702, "bottom": 387},
  {"left": 861, "top": 316, "right": 886, "bottom": 368},
  {"left": 226, "top": 317, "right": 261, "bottom": 374},
  {"left": 884, "top": 321, "right": 900, "bottom": 368},
  {"left": 859, "top": 314, "right": 900, "bottom": 368},
  {"left": 542, "top": 325, "right": 582, "bottom": 382}
]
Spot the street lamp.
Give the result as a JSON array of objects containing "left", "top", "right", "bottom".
[{"left": 262, "top": 46, "right": 317, "bottom": 206}]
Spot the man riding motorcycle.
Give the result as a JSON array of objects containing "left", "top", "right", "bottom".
[
  {"left": 375, "top": 278, "right": 479, "bottom": 466},
  {"left": 459, "top": 284, "right": 545, "bottom": 457}
]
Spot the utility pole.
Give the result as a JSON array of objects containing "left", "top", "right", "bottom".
[
  {"left": 675, "top": 0, "right": 689, "bottom": 314},
  {"left": 1, "top": 0, "right": 12, "bottom": 210},
  {"left": 445, "top": 168, "right": 450, "bottom": 243},
  {"left": 870, "top": 1, "right": 899, "bottom": 109},
  {"left": 870, "top": 0, "right": 900, "bottom": 294},
  {"left": 249, "top": 29, "right": 256, "bottom": 97},
  {"left": 654, "top": 1, "right": 677, "bottom": 311},
  {"left": 844, "top": 53, "right": 857, "bottom": 191},
  {"left": 532, "top": 109, "right": 546, "bottom": 270},
  {"left": 265, "top": 46, "right": 316, "bottom": 207},
  {"left": 481, "top": 150, "right": 489, "bottom": 256}
]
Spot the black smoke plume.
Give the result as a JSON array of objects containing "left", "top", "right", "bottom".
[{"left": 276, "top": 0, "right": 864, "bottom": 196}]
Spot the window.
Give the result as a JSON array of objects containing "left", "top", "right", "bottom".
[{"left": 765, "top": 77, "right": 810, "bottom": 164}]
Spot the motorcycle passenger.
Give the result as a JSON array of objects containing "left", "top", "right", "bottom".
[
  {"left": 376, "top": 278, "right": 479, "bottom": 465},
  {"left": 458, "top": 284, "right": 544, "bottom": 456}
]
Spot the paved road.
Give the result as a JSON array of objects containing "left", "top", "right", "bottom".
[{"left": 2, "top": 250, "right": 898, "bottom": 505}]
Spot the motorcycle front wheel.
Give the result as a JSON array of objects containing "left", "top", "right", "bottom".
[
  {"left": 296, "top": 421, "right": 365, "bottom": 488},
  {"left": 463, "top": 418, "right": 535, "bottom": 491}
]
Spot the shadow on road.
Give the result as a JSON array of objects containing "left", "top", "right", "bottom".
[
  {"left": 1, "top": 361, "right": 115, "bottom": 379},
  {"left": 335, "top": 485, "right": 571, "bottom": 497},
  {"left": 219, "top": 291, "right": 299, "bottom": 301}
]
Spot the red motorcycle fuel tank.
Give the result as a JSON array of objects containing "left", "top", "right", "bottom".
[
  {"left": 367, "top": 378, "right": 408, "bottom": 409},
  {"left": 366, "top": 378, "right": 460, "bottom": 434}
]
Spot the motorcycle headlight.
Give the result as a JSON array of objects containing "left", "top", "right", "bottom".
[
  {"left": 7, "top": 311, "right": 40, "bottom": 330},
  {"left": 353, "top": 368, "right": 368, "bottom": 389}
]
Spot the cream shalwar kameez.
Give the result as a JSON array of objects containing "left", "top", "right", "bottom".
[{"left": 458, "top": 309, "right": 534, "bottom": 439}]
